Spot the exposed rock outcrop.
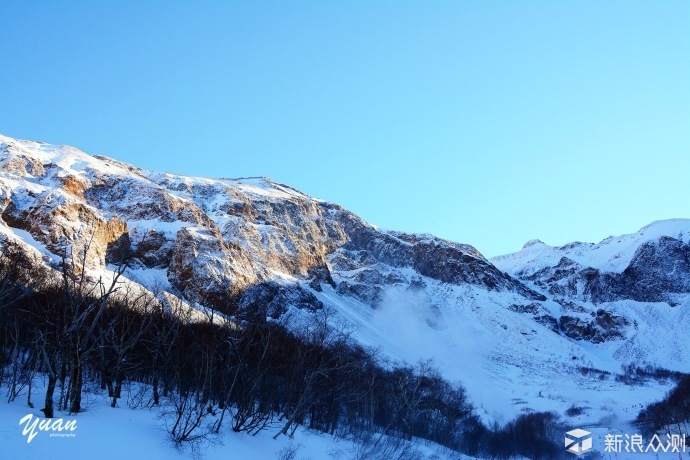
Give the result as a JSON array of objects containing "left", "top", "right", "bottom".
[{"left": 0, "top": 134, "right": 540, "bottom": 314}]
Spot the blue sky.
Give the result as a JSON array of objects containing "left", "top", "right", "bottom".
[{"left": 1, "top": 1, "right": 688, "bottom": 257}]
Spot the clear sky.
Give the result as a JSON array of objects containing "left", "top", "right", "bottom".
[{"left": 1, "top": 1, "right": 688, "bottom": 257}]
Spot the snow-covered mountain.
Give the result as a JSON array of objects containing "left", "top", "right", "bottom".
[
  {"left": 492, "top": 221, "right": 690, "bottom": 344},
  {"left": 493, "top": 219, "right": 690, "bottom": 304},
  {"left": 1, "top": 133, "right": 688, "bottom": 424}
]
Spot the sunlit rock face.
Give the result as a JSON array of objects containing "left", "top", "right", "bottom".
[{"left": 0, "top": 133, "right": 540, "bottom": 312}]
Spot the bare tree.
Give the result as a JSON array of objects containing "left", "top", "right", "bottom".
[{"left": 99, "top": 287, "right": 153, "bottom": 408}]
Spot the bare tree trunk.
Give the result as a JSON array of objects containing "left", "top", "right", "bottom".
[
  {"left": 27, "top": 376, "right": 34, "bottom": 409},
  {"left": 38, "top": 335, "right": 57, "bottom": 418},
  {"left": 7, "top": 340, "right": 19, "bottom": 402},
  {"left": 58, "top": 359, "right": 67, "bottom": 411},
  {"left": 43, "top": 374, "right": 57, "bottom": 418},
  {"left": 68, "top": 359, "right": 82, "bottom": 413},
  {"left": 111, "top": 379, "right": 122, "bottom": 408},
  {"left": 152, "top": 373, "right": 160, "bottom": 406}
]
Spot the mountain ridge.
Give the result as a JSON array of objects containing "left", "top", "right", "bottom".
[{"left": 1, "top": 133, "right": 688, "bottom": 423}]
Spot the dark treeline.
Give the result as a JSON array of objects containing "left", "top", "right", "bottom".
[
  {"left": 615, "top": 363, "right": 687, "bottom": 386},
  {"left": 0, "top": 251, "right": 567, "bottom": 458},
  {"left": 635, "top": 374, "right": 690, "bottom": 437}
]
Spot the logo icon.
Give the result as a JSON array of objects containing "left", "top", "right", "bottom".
[{"left": 565, "top": 428, "right": 592, "bottom": 455}]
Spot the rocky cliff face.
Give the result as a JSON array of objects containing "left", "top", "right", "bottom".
[
  {"left": 0, "top": 134, "right": 543, "bottom": 313},
  {"left": 1, "top": 133, "right": 689, "bottom": 420}
]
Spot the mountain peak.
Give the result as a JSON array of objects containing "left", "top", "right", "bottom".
[{"left": 522, "top": 238, "right": 546, "bottom": 249}]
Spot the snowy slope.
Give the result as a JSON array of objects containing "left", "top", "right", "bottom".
[
  {"left": 310, "top": 275, "right": 683, "bottom": 424},
  {"left": 0, "top": 385, "right": 461, "bottom": 460}
]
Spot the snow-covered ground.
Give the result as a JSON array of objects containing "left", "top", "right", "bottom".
[
  {"left": 1, "top": 377, "right": 683, "bottom": 459},
  {"left": 0, "top": 382, "right": 463, "bottom": 460},
  {"left": 311, "top": 280, "right": 680, "bottom": 427}
]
